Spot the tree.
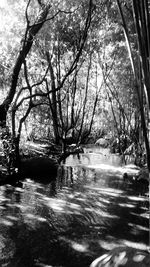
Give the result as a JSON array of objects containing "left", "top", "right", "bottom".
[
  {"left": 0, "top": 0, "right": 95, "bottom": 172},
  {"left": 0, "top": 0, "right": 51, "bottom": 126},
  {"left": 116, "top": 0, "right": 150, "bottom": 171},
  {"left": 30, "top": 0, "right": 98, "bottom": 145}
]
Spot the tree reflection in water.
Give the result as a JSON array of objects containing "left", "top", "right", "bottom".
[{"left": 0, "top": 150, "right": 149, "bottom": 267}]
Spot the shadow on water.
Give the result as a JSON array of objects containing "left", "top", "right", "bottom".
[{"left": 0, "top": 147, "right": 149, "bottom": 267}]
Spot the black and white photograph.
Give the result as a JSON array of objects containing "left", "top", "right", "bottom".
[{"left": 0, "top": 0, "right": 149, "bottom": 266}]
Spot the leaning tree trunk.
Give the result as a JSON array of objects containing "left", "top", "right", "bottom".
[
  {"left": 0, "top": 3, "right": 50, "bottom": 126},
  {"left": 0, "top": 2, "right": 51, "bottom": 174}
]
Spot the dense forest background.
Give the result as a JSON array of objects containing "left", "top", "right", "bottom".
[{"left": 0, "top": 0, "right": 149, "bottom": 173}]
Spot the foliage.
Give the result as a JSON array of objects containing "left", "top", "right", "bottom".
[
  {"left": 0, "top": 126, "right": 17, "bottom": 174},
  {"left": 0, "top": 0, "right": 149, "bottom": 170}
]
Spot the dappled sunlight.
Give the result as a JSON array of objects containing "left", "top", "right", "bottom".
[
  {"left": 98, "top": 238, "right": 149, "bottom": 252},
  {"left": 25, "top": 213, "right": 47, "bottom": 222},
  {"left": 89, "top": 246, "right": 150, "bottom": 267},
  {"left": 140, "top": 213, "right": 149, "bottom": 219},
  {"left": 44, "top": 197, "right": 82, "bottom": 215},
  {"left": 0, "top": 0, "right": 149, "bottom": 262},
  {"left": 87, "top": 164, "right": 121, "bottom": 171},
  {"left": 0, "top": 218, "right": 14, "bottom": 226},
  {"left": 130, "top": 211, "right": 149, "bottom": 219},
  {"left": 6, "top": 215, "right": 19, "bottom": 221},
  {"left": 0, "top": 148, "right": 149, "bottom": 267},
  {"left": 121, "top": 240, "right": 149, "bottom": 251},
  {"left": 71, "top": 241, "right": 88, "bottom": 253},
  {"left": 85, "top": 185, "right": 124, "bottom": 197},
  {"left": 46, "top": 198, "right": 68, "bottom": 211},
  {"left": 119, "top": 203, "right": 135, "bottom": 208},
  {"left": 128, "top": 223, "right": 149, "bottom": 232},
  {"left": 95, "top": 210, "right": 119, "bottom": 219},
  {"left": 128, "top": 195, "right": 149, "bottom": 202},
  {"left": 59, "top": 236, "right": 89, "bottom": 253}
]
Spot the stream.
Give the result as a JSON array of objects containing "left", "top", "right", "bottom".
[{"left": 0, "top": 146, "right": 149, "bottom": 267}]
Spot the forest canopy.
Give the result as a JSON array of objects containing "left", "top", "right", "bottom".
[{"left": 0, "top": 0, "right": 149, "bottom": 172}]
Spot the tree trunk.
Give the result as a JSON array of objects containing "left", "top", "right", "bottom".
[
  {"left": 0, "top": 2, "right": 51, "bottom": 174},
  {"left": 0, "top": 4, "right": 51, "bottom": 127},
  {"left": 117, "top": 0, "right": 150, "bottom": 172},
  {"left": 46, "top": 52, "right": 60, "bottom": 144}
]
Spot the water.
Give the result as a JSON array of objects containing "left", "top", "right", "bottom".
[{"left": 0, "top": 147, "right": 149, "bottom": 267}]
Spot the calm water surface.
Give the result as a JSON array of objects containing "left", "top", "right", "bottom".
[{"left": 0, "top": 146, "right": 149, "bottom": 267}]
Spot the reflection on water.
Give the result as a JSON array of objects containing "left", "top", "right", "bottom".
[
  {"left": 0, "top": 148, "right": 149, "bottom": 267},
  {"left": 65, "top": 147, "right": 122, "bottom": 167}
]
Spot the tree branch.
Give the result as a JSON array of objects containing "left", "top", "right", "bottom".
[{"left": 0, "top": 1, "right": 51, "bottom": 123}]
